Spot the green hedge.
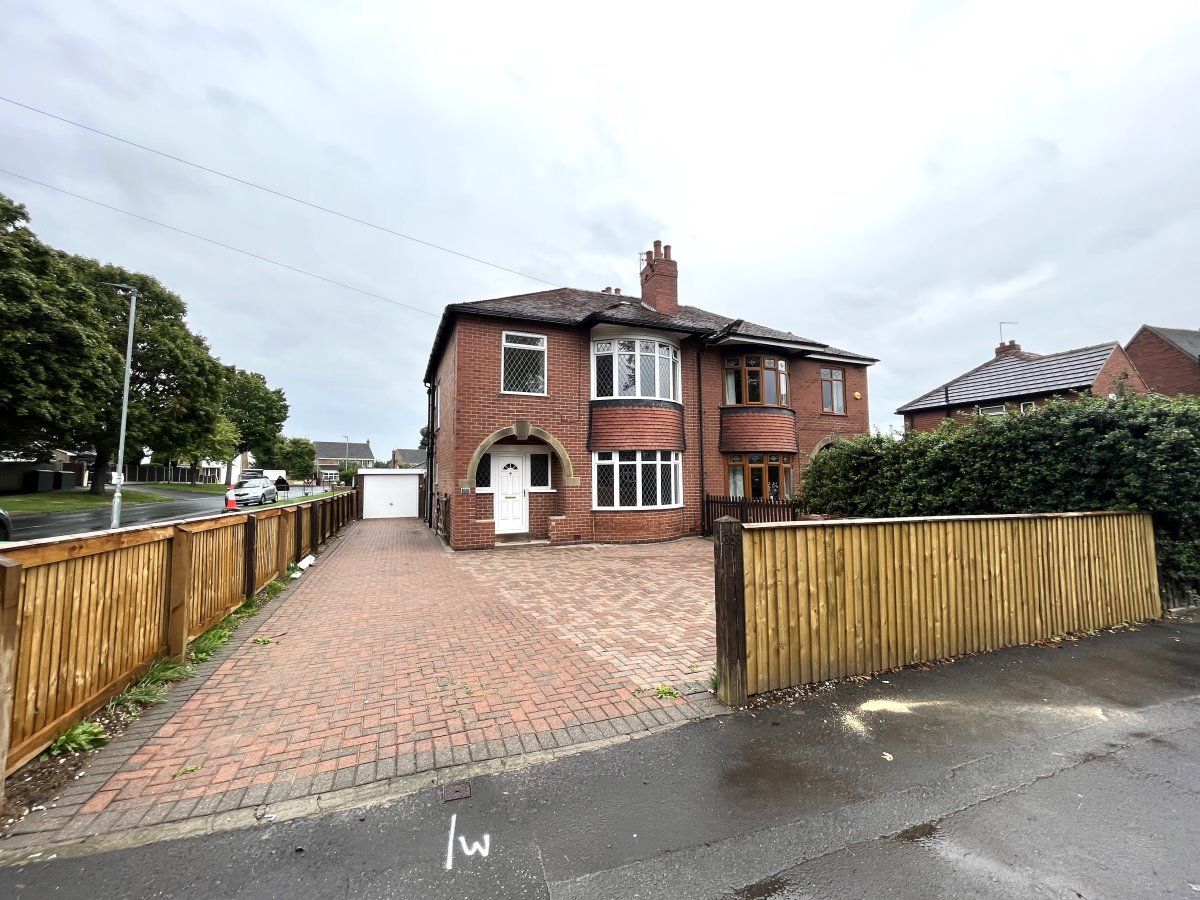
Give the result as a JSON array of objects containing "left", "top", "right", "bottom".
[{"left": 802, "top": 393, "right": 1200, "bottom": 604}]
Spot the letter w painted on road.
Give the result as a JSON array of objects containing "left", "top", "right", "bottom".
[{"left": 445, "top": 813, "right": 491, "bottom": 870}]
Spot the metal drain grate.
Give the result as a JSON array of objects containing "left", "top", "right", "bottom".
[{"left": 441, "top": 780, "right": 471, "bottom": 802}]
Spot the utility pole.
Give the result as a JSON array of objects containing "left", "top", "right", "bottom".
[{"left": 103, "top": 283, "right": 139, "bottom": 529}]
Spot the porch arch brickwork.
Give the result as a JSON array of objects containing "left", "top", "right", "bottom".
[{"left": 459, "top": 421, "right": 580, "bottom": 491}]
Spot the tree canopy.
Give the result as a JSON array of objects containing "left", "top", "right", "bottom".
[{"left": 0, "top": 191, "right": 290, "bottom": 490}]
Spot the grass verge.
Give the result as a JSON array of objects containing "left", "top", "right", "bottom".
[{"left": 2, "top": 488, "right": 172, "bottom": 517}]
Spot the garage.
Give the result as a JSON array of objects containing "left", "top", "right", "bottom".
[{"left": 357, "top": 469, "right": 422, "bottom": 518}]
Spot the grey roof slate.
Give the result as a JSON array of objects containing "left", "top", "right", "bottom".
[
  {"left": 425, "top": 287, "right": 876, "bottom": 381},
  {"left": 1145, "top": 325, "right": 1200, "bottom": 359},
  {"left": 391, "top": 448, "right": 426, "bottom": 467},
  {"left": 896, "top": 343, "right": 1120, "bottom": 413},
  {"left": 313, "top": 440, "right": 375, "bottom": 462}
]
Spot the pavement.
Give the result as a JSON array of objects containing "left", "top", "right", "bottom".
[
  {"left": 1, "top": 613, "right": 1196, "bottom": 898},
  {"left": 5, "top": 484, "right": 333, "bottom": 541},
  {"left": 3, "top": 520, "right": 718, "bottom": 844}
]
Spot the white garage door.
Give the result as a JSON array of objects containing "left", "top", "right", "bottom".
[{"left": 362, "top": 475, "right": 420, "bottom": 518}]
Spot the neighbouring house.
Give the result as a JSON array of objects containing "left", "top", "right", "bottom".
[
  {"left": 897, "top": 339, "right": 1148, "bottom": 432},
  {"left": 390, "top": 448, "right": 427, "bottom": 470},
  {"left": 1124, "top": 325, "right": 1200, "bottom": 398},
  {"left": 422, "top": 239, "right": 877, "bottom": 550},
  {"left": 313, "top": 440, "right": 376, "bottom": 481}
]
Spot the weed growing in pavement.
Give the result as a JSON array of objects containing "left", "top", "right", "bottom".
[
  {"left": 45, "top": 722, "right": 108, "bottom": 757},
  {"left": 655, "top": 684, "right": 681, "bottom": 700},
  {"left": 173, "top": 765, "right": 202, "bottom": 778},
  {"left": 106, "top": 658, "right": 194, "bottom": 716},
  {"left": 709, "top": 671, "right": 719, "bottom": 693},
  {"left": 252, "top": 637, "right": 273, "bottom": 646},
  {"left": 188, "top": 578, "right": 288, "bottom": 663}
]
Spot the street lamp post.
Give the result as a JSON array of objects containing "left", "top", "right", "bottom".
[{"left": 103, "top": 283, "right": 139, "bottom": 529}]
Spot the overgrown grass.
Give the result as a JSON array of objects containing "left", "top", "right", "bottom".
[
  {"left": 105, "top": 658, "right": 194, "bottom": 715},
  {"left": 187, "top": 578, "right": 287, "bottom": 663}
]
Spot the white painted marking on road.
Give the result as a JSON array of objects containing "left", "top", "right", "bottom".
[{"left": 445, "top": 813, "right": 491, "bottom": 870}]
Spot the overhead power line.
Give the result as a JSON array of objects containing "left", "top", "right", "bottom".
[
  {"left": 0, "top": 94, "right": 559, "bottom": 288},
  {"left": 0, "top": 166, "right": 439, "bottom": 318}
]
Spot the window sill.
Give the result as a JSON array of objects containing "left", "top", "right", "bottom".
[
  {"left": 720, "top": 404, "right": 794, "bottom": 411},
  {"left": 820, "top": 410, "right": 848, "bottom": 416},
  {"left": 591, "top": 504, "right": 684, "bottom": 513},
  {"left": 529, "top": 487, "right": 557, "bottom": 493},
  {"left": 499, "top": 391, "right": 548, "bottom": 397}
]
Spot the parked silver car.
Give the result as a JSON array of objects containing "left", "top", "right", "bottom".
[{"left": 232, "top": 477, "right": 278, "bottom": 506}]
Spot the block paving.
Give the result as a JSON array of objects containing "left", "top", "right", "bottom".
[{"left": 10, "top": 520, "right": 718, "bottom": 842}]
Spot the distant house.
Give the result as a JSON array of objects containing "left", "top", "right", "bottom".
[
  {"left": 897, "top": 339, "right": 1147, "bottom": 432},
  {"left": 313, "top": 440, "right": 376, "bottom": 480},
  {"left": 390, "top": 448, "right": 426, "bottom": 470},
  {"left": 1124, "top": 326, "right": 1200, "bottom": 398}
]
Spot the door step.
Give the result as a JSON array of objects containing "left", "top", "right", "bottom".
[{"left": 494, "top": 534, "right": 550, "bottom": 548}]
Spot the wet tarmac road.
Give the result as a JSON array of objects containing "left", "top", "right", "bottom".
[
  {"left": 5, "top": 485, "right": 333, "bottom": 541},
  {"left": 2, "top": 617, "right": 1197, "bottom": 898}
]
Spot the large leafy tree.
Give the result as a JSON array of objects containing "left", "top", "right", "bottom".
[
  {"left": 0, "top": 193, "right": 117, "bottom": 455},
  {"left": 221, "top": 367, "right": 289, "bottom": 484},
  {"left": 257, "top": 436, "right": 316, "bottom": 479},
  {"left": 68, "top": 257, "right": 226, "bottom": 494}
]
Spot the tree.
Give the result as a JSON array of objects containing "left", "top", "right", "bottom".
[
  {"left": 183, "top": 415, "right": 240, "bottom": 482},
  {"left": 257, "top": 436, "right": 315, "bottom": 480},
  {"left": 221, "top": 367, "right": 289, "bottom": 484},
  {"left": 418, "top": 426, "right": 430, "bottom": 451},
  {"left": 338, "top": 460, "right": 359, "bottom": 486},
  {"left": 67, "top": 257, "right": 226, "bottom": 494},
  {"left": 0, "top": 193, "right": 117, "bottom": 455}
]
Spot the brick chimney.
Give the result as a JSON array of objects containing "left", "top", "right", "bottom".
[
  {"left": 639, "top": 240, "right": 678, "bottom": 315},
  {"left": 995, "top": 339, "right": 1022, "bottom": 357}
]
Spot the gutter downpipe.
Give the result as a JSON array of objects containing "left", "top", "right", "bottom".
[
  {"left": 425, "top": 382, "right": 434, "bottom": 528},
  {"left": 697, "top": 343, "right": 707, "bottom": 534}
]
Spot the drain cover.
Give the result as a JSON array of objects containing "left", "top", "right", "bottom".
[{"left": 441, "top": 780, "right": 471, "bottom": 802}]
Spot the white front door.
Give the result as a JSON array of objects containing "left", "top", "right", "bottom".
[{"left": 493, "top": 454, "right": 527, "bottom": 534}]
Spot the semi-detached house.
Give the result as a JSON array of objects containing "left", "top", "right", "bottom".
[{"left": 422, "top": 241, "right": 877, "bottom": 550}]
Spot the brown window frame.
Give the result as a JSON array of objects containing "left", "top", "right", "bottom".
[
  {"left": 723, "top": 354, "right": 790, "bottom": 408},
  {"left": 820, "top": 367, "right": 846, "bottom": 414},
  {"left": 725, "top": 453, "right": 793, "bottom": 500}
]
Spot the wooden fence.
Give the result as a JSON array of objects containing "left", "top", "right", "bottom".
[
  {"left": 712, "top": 511, "right": 1161, "bottom": 705},
  {"left": 0, "top": 489, "right": 358, "bottom": 785},
  {"left": 704, "top": 495, "right": 799, "bottom": 534}
]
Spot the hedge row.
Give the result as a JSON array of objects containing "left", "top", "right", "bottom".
[{"left": 802, "top": 393, "right": 1200, "bottom": 604}]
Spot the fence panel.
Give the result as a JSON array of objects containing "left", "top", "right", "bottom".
[
  {"left": 254, "top": 510, "right": 282, "bottom": 592},
  {"left": 185, "top": 517, "right": 247, "bottom": 638},
  {"left": 715, "top": 511, "right": 1160, "bottom": 703},
  {"left": 704, "top": 495, "right": 797, "bottom": 534},
  {"left": 1, "top": 529, "right": 173, "bottom": 772}
]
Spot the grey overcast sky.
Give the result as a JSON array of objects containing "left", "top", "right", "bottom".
[{"left": 3, "top": 2, "right": 1199, "bottom": 456}]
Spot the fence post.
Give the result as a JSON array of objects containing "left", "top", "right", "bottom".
[
  {"left": 243, "top": 514, "right": 258, "bottom": 598},
  {"left": 167, "top": 527, "right": 194, "bottom": 663},
  {"left": 713, "top": 516, "right": 748, "bottom": 707},
  {"left": 295, "top": 506, "right": 304, "bottom": 560},
  {"left": 0, "top": 556, "right": 22, "bottom": 797},
  {"left": 310, "top": 503, "right": 319, "bottom": 550}
]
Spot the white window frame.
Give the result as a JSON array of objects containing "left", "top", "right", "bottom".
[
  {"left": 591, "top": 450, "right": 684, "bottom": 510},
  {"left": 473, "top": 448, "right": 555, "bottom": 494},
  {"left": 977, "top": 404, "right": 1006, "bottom": 417},
  {"left": 500, "top": 331, "right": 548, "bottom": 396},
  {"left": 591, "top": 335, "right": 681, "bottom": 402},
  {"left": 1019, "top": 401, "right": 1035, "bottom": 413}
]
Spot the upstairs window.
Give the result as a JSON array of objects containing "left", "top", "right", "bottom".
[
  {"left": 725, "top": 355, "right": 789, "bottom": 407},
  {"left": 593, "top": 338, "right": 680, "bottom": 401},
  {"left": 820, "top": 367, "right": 845, "bottom": 413},
  {"left": 502, "top": 332, "right": 547, "bottom": 395}
]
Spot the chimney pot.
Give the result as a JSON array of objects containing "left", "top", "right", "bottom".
[
  {"left": 614, "top": 287, "right": 621, "bottom": 296},
  {"left": 639, "top": 238, "right": 679, "bottom": 315},
  {"left": 663, "top": 244, "right": 671, "bottom": 260},
  {"left": 601, "top": 286, "right": 611, "bottom": 294},
  {"left": 995, "top": 339, "right": 1023, "bottom": 357},
  {"left": 653, "top": 240, "right": 663, "bottom": 259}
]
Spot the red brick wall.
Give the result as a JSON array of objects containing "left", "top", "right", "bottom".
[
  {"left": 718, "top": 407, "right": 798, "bottom": 453},
  {"left": 1124, "top": 329, "right": 1200, "bottom": 396},
  {"left": 1091, "top": 345, "right": 1148, "bottom": 397},
  {"left": 431, "top": 313, "right": 872, "bottom": 547},
  {"left": 590, "top": 403, "right": 685, "bottom": 451}
]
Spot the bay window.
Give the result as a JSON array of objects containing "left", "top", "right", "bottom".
[
  {"left": 724, "top": 355, "right": 789, "bottom": 406},
  {"left": 593, "top": 451, "right": 683, "bottom": 509},
  {"left": 726, "top": 453, "right": 793, "bottom": 500},
  {"left": 593, "top": 338, "right": 680, "bottom": 401}
]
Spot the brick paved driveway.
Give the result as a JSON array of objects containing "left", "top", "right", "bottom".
[{"left": 58, "top": 521, "right": 717, "bottom": 835}]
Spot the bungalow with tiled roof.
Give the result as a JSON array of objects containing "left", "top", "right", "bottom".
[
  {"left": 897, "top": 339, "right": 1148, "bottom": 432},
  {"left": 422, "top": 240, "right": 878, "bottom": 549}
]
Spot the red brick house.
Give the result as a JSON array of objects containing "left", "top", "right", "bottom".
[
  {"left": 1124, "top": 326, "right": 1200, "bottom": 398},
  {"left": 422, "top": 241, "right": 877, "bottom": 549},
  {"left": 897, "top": 339, "right": 1147, "bottom": 432}
]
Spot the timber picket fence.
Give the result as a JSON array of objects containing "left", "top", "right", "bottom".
[
  {"left": 0, "top": 489, "right": 358, "bottom": 787},
  {"left": 712, "top": 511, "right": 1161, "bottom": 706}
]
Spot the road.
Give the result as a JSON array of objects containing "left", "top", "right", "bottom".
[
  {"left": 5, "top": 484, "right": 334, "bottom": 541},
  {"left": 1, "top": 616, "right": 1196, "bottom": 898}
]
